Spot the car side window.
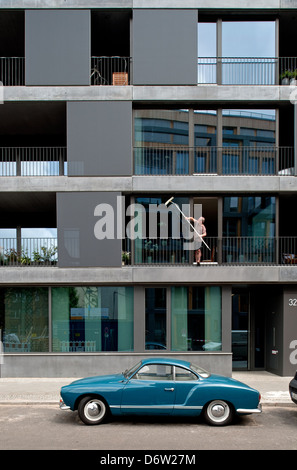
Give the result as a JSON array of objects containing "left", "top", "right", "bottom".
[
  {"left": 133, "top": 364, "right": 173, "bottom": 381},
  {"left": 174, "top": 366, "right": 198, "bottom": 381}
]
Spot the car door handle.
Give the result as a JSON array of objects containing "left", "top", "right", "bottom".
[{"left": 164, "top": 388, "right": 174, "bottom": 391}]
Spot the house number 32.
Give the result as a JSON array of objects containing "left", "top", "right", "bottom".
[{"left": 289, "top": 298, "right": 297, "bottom": 307}]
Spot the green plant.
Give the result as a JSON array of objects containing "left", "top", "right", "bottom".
[
  {"left": 5, "top": 248, "right": 19, "bottom": 263},
  {"left": 280, "top": 69, "right": 297, "bottom": 82},
  {"left": 20, "top": 250, "right": 31, "bottom": 265},
  {"left": 122, "top": 251, "right": 130, "bottom": 263},
  {"left": 144, "top": 240, "right": 159, "bottom": 253},
  {"left": 32, "top": 246, "right": 57, "bottom": 264}
]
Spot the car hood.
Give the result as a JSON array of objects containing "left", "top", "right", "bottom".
[{"left": 65, "top": 373, "right": 125, "bottom": 388}]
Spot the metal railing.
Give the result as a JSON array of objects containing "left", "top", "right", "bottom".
[
  {"left": 91, "top": 56, "right": 131, "bottom": 85},
  {"left": 125, "top": 236, "right": 297, "bottom": 266},
  {"left": 0, "top": 238, "right": 58, "bottom": 266},
  {"left": 0, "top": 56, "right": 297, "bottom": 87},
  {"left": 198, "top": 57, "right": 277, "bottom": 85},
  {"left": 0, "top": 57, "right": 25, "bottom": 86},
  {"left": 134, "top": 146, "right": 294, "bottom": 176},
  {"left": 197, "top": 57, "right": 297, "bottom": 85},
  {"left": 0, "top": 147, "right": 67, "bottom": 176}
]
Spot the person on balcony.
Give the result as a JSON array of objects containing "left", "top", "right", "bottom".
[{"left": 185, "top": 216, "right": 207, "bottom": 265}]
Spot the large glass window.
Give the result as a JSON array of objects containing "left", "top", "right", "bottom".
[
  {"left": 198, "top": 20, "right": 276, "bottom": 85},
  {"left": 52, "top": 286, "right": 134, "bottom": 352},
  {"left": 222, "top": 110, "right": 276, "bottom": 175},
  {"left": 134, "top": 196, "right": 190, "bottom": 265},
  {"left": 145, "top": 288, "right": 167, "bottom": 350},
  {"left": 171, "top": 286, "right": 221, "bottom": 351},
  {"left": 134, "top": 109, "right": 189, "bottom": 175},
  {"left": 223, "top": 196, "right": 276, "bottom": 263},
  {"left": 0, "top": 287, "right": 49, "bottom": 352}
]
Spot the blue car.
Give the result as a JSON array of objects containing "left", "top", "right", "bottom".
[{"left": 59, "top": 358, "right": 261, "bottom": 426}]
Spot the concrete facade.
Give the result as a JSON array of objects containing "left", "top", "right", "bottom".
[{"left": 0, "top": 1, "right": 297, "bottom": 378}]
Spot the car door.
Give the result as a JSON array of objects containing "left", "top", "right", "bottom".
[
  {"left": 172, "top": 366, "right": 202, "bottom": 416},
  {"left": 121, "top": 363, "right": 176, "bottom": 415}
]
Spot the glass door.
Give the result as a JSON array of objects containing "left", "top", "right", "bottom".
[{"left": 232, "top": 287, "right": 249, "bottom": 369}]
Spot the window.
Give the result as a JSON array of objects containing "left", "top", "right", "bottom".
[
  {"left": 145, "top": 288, "right": 167, "bottom": 350},
  {"left": 52, "top": 286, "right": 134, "bottom": 352},
  {"left": 0, "top": 287, "right": 49, "bottom": 352},
  {"left": 171, "top": 286, "right": 222, "bottom": 351},
  {"left": 174, "top": 366, "right": 197, "bottom": 381},
  {"left": 133, "top": 364, "right": 173, "bottom": 380}
]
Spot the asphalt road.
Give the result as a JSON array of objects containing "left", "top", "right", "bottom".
[{"left": 0, "top": 404, "right": 297, "bottom": 452}]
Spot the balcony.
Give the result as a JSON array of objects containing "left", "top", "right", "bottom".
[
  {"left": 134, "top": 146, "right": 294, "bottom": 176},
  {"left": 91, "top": 57, "right": 131, "bottom": 85},
  {"left": 0, "top": 237, "right": 58, "bottom": 266},
  {"left": 0, "top": 57, "right": 25, "bottom": 86},
  {"left": 197, "top": 57, "right": 297, "bottom": 85},
  {"left": 1, "top": 236, "right": 296, "bottom": 267},
  {"left": 125, "top": 236, "right": 297, "bottom": 267},
  {"left": 0, "top": 147, "right": 67, "bottom": 176}
]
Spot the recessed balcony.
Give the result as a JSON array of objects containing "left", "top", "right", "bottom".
[
  {"left": 134, "top": 145, "right": 294, "bottom": 176},
  {"left": 0, "top": 237, "right": 57, "bottom": 267},
  {"left": 197, "top": 57, "right": 297, "bottom": 86},
  {"left": 0, "top": 147, "right": 67, "bottom": 176},
  {"left": 123, "top": 236, "right": 297, "bottom": 267}
]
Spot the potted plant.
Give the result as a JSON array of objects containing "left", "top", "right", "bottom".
[
  {"left": 144, "top": 240, "right": 159, "bottom": 263},
  {"left": 280, "top": 69, "right": 297, "bottom": 85},
  {"left": 122, "top": 251, "right": 130, "bottom": 265}
]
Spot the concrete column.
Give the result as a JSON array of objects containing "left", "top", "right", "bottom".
[
  {"left": 217, "top": 109, "right": 223, "bottom": 175},
  {"left": 133, "top": 286, "right": 145, "bottom": 352},
  {"left": 216, "top": 19, "right": 222, "bottom": 85},
  {"left": 221, "top": 285, "right": 232, "bottom": 353}
]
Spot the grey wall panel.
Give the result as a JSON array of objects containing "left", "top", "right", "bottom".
[
  {"left": 132, "top": 9, "right": 197, "bottom": 85},
  {"left": 25, "top": 10, "right": 90, "bottom": 86},
  {"left": 67, "top": 101, "right": 132, "bottom": 176},
  {"left": 57, "top": 192, "right": 122, "bottom": 267}
]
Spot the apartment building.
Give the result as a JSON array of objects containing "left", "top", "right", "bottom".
[{"left": 0, "top": 1, "right": 297, "bottom": 377}]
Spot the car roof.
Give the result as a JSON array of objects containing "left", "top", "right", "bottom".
[{"left": 141, "top": 357, "right": 191, "bottom": 368}]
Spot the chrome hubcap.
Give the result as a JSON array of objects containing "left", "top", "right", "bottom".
[
  {"left": 207, "top": 400, "right": 230, "bottom": 423},
  {"left": 211, "top": 404, "right": 225, "bottom": 418},
  {"left": 84, "top": 399, "right": 105, "bottom": 422}
]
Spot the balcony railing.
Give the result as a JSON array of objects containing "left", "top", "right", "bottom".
[
  {"left": 197, "top": 57, "right": 297, "bottom": 85},
  {"left": 134, "top": 146, "right": 294, "bottom": 176},
  {"left": 0, "top": 147, "right": 67, "bottom": 176},
  {"left": 0, "top": 238, "right": 58, "bottom": 266},
  {"left": 1, "top": 236, "right": 296, "bottom": 267},
  {"left": 91, "top": 56, "right": 131, "bottom": 85},
  {"left": 125, "top": 236, "right": 297, "bottom": 266},
  {"left": 0, "top": 57, "right": 25, "bottom": 86},
  {"left": 1, "top": 56, "right": 297, "bottom": 87}
]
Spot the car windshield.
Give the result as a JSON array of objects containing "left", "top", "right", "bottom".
[
  {"left": 123, "top": 361, "right": 142, "bottom": 379},
  {"left": 190, "top": 363, "right": 210, "bottom": 378}
]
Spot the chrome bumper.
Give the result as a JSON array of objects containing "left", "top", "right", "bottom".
[
  {"left": 237, "top": 403, "right": 262, "bottom": 414},
  {"left": 59, "top": 399, "right": 70, "bottom": 410}
]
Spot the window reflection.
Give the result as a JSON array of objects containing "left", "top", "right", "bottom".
[
  {"left": 52, "top": 286, "right": 134, "bottom": 352},
  {"left": 171, "top": 286, "right": 221, "bottom": 352}
]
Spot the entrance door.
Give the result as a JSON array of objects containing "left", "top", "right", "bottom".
[{"left": 232, "top": 286, "right": 266, "bottom": 370}]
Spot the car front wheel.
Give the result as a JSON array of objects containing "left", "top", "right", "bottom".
[
  {"left": 78, "top": 396, "right": 108, "bottom": 425},
  {"left": 204, "top": 400, "right": 233, "bottom": 426}
]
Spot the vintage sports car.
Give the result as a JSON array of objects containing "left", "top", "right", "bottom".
[{"left": 59, "top": 358, "right": 261, "bottom": 426}]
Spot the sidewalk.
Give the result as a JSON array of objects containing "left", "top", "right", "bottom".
[{"left": 0, "top": 371, "right": 293, "bottom": 405}]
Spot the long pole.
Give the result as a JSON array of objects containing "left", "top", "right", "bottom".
[{"left": 165, "top": 197, "right": 211, "bottom": 251}]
